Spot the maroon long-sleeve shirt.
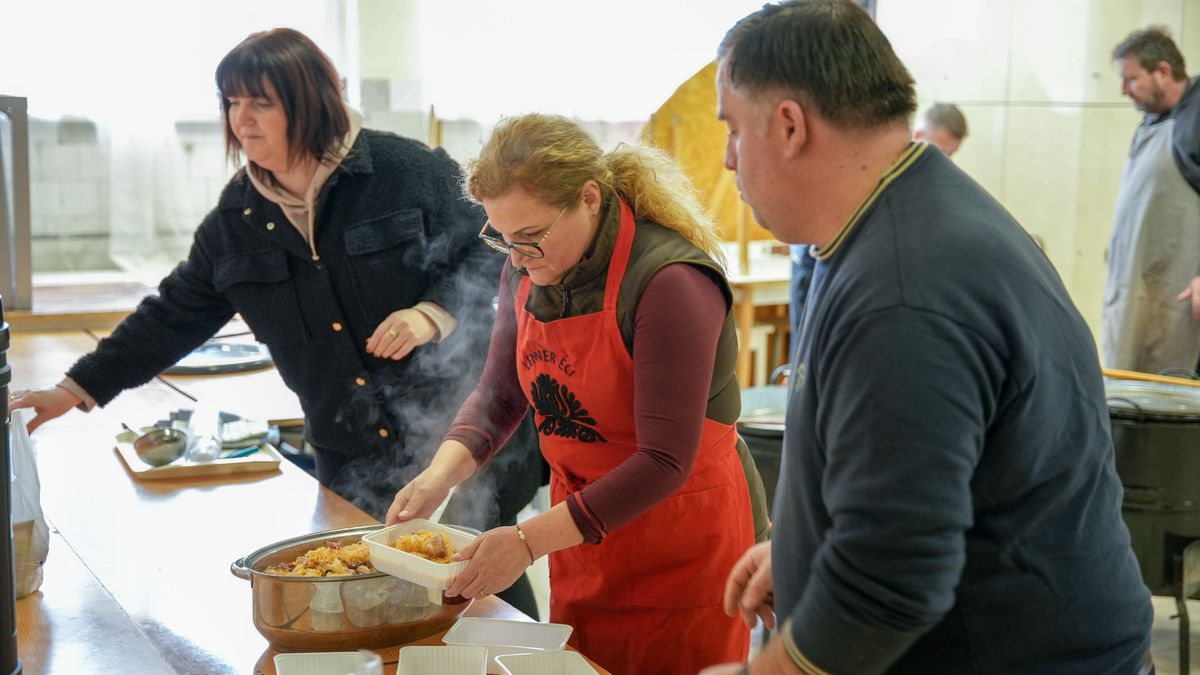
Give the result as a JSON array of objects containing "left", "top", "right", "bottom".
[{"left": 445, "top": 262, "right": 727, "bottom": 543}]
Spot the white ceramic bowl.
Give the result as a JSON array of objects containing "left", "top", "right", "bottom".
[
  {"left": 362, "top": 520, "right": 476, "bottom": 590},
  {"left": 398, "top": 645, "right": 488, "bottom": 675},
  {"left": 496, "top": 651, "right": 598, "bottom": 675},
  {"left": 273, "top": 650, "right": 381, "bottom": 675},
  {"left": 442, "top": 617, "right": 573, "bottom": 673}
]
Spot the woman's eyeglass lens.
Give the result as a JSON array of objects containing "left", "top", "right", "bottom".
[{"left": 478, "top": 206, "right": 568, "bottom": 259}]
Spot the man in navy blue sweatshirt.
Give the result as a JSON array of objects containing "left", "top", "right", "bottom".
[{"left": 704, "top": 2, "right": 1154, "bottom": 674}]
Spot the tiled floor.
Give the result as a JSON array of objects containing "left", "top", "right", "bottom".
[
  {"left": 521, "top": 488, "right": 1198, "bottom": 672},
  {"left": 1150, "top": 596, "right": 1200, "bottom": 675}
]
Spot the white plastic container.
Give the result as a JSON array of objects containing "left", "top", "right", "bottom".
[
  {"left": 496, "top": 651, "right": 598, "bottom": 675},
  {"left": 398, "top": 645, "right": 488, "bottom": 675},
  {"left": 363, "top": 519, "right": 476, "bottom": 590},
  {"left": 443, "top": 617, "right": 573, "bottom": 673},
  {"left": 273, "top": 650, "right": 382, "bottom": 675}
]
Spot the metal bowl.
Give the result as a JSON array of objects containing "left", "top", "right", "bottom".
[
  {"left": 231, "top": 524, "right": 472, "bottom": 652},
  {"left": 133, "top": 427, "right": 188, "bottom": 467}
]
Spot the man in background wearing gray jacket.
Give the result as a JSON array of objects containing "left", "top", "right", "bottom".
[{"left": 1106, "top": 27, "right": 1200, "bottom": 375}]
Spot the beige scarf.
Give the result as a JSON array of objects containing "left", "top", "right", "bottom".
[
  {"left": 246, "top": 107, "right": 364, "bottom": 259},
  {"left": 242, "top": 108, "right": 457, "bottom": 341}
]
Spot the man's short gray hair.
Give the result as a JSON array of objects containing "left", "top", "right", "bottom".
[
  {"left": 920, "top": 103, "right": 968, "bottom": 140},
  {"left": 1113, "top": 26, "right": 1187, "bottom": 81}
]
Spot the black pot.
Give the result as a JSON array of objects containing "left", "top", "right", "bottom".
[
  {"left": 739, "top": 385, "right": 786, "bottom": 514},
  {"left": 1107, "top": 380, "right": 1200, "bottom": 594}
]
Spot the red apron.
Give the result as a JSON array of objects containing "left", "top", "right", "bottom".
[{"left": 514, "top": 199, "right": 753, "bottom": 674}]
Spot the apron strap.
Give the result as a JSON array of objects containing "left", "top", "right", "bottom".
[{"left": 602, "top": 198, "right": 637, "bottom": 313}]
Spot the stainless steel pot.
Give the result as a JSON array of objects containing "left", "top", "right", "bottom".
[{"left": 231, "top": 524, "right": 471, "bottom": 652}]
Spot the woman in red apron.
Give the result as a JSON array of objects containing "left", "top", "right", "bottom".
[{"left": 387, "top": 114, "right": 759, "bottom": 674}]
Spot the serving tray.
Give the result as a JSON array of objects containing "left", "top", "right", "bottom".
[{"left": 114, "top": 430, "right": 283, "bottom": 480}]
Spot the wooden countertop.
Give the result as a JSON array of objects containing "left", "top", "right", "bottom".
[{"left": 8, "top": 330, "right": 609, "bottom": 674}]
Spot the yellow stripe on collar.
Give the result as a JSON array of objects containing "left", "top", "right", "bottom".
[
  {"left": 815, "top": 142, "right": 928, "bottom": 261},
  {"left": 780, "top": 618, "right": 833, "bottom": 675}
]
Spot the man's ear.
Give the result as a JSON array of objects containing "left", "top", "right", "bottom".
[{"left": 776, "top": 99, "right": 807, "bottom": 159}]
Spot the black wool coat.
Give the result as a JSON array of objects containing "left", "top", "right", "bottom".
[{"left": 69, "top": 129, "right": 541, "bottom": 521}]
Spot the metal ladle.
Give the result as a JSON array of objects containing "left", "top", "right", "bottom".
[{"left": 126, "top": 425, "right": 188, "bottom": 467}]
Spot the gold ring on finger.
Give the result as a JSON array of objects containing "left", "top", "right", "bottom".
[{"left": 386, "top": 328, "right": 398, "bottom": 338}]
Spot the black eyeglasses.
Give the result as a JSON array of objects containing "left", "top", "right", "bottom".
[{"left": 478, "top": 206, "right": 568, "bottom": 259}]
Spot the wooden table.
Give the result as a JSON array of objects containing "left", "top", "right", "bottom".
[
  {"left": 86, "top": 324, "right": 306, "bottom": 426},
  {"left": 8, "top": 331, "right": 609, "bottom": 674},
  {"left": 251, "top": 597, "right": 535, "bottom": 675},
  {"left": 728, "top": 269, "right": 791, "bottom": 387}
]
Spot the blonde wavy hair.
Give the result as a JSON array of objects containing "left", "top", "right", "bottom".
[{"left": 466, "top": 114, "right": 725, "bottom": 265}]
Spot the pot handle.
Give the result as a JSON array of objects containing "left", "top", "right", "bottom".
[
  {"left": 1106, "top": 396, "right": 1145, "bottom": 421},
  {"left": 230, "top": 557, "right": 253, "bottom": 581},
  {"left": 770, "top": 364, "right": 791, "bottom": 385},
  {"left": 1158, "top": 367, "right": 1199, "bottom": 380}
]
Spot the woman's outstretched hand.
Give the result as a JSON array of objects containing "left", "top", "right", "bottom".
[{"left": 10, "top": 385, "right": 81, "bottom": 433}]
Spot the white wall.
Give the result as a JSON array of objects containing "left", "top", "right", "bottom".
[
  {"left": 26, "top": 119, "right": 231, "bottom": 273},
  {"left": 879, "top": 0, "right": 1200, "bottom": 343},
  {"left": 15, "top": 0, "right": 1200, "bottom": 343}
]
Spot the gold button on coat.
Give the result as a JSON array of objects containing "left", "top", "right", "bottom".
[
  {"left": 243, "top": 208, "right": 252, "bottom": 216},
  {"left": 378, "top": 428, "right": 390, "bottom": 438},
  {"left": 266, "top": 221, "right": 276, "bottom": 231},
  {"left": 355, "top": 377, "right": 366, "bottom": 386},
  {"left": 331, "top": 322, "right": 343, "bottom": 332}
]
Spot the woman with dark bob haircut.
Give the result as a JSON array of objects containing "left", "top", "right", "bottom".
[{"left": 11, "top": 27, "right": 542, "bottom": 617}]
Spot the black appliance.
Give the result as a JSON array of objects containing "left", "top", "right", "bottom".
[
  {"left": 1107, "top": 379, "right": 1200, "bottom": 674},
  {"left": 1, "top": 295, "right": 21, "bottom": 674},
  {"left": 738, "top": 384, "right": 786, "bottom": 514}
]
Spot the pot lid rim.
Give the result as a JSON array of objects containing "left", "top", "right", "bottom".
[
  {"left": 239, "top": 524, "right": 387, "bottom": 578},
  {"left": 1105, "top": 379, "right": 1200, "bottom": 416}
]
